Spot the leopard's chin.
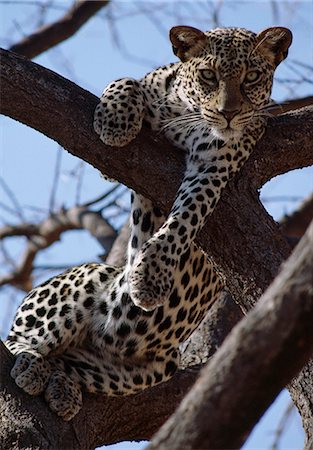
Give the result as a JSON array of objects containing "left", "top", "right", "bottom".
[{"left": 211, "top": 126, "right": 243, "bottom": 143}]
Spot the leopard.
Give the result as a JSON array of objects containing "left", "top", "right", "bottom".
[{"left": 5, "top": 24, "right": 292, "bottom": 421}]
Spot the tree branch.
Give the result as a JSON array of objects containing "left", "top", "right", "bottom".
[
  {"left": 280, "top": 193, "right": 313, "bottom": 238},
  {"left": 8, "top": 1, "right": 109, "bottom": 59},
  {"left": 268, "top": 95, "right": 313, "bottom": 115},
  {"left": 1, "top": 49, "right": 312, "bottom": 197},
  {"left": 105, "top": 219, "right": 130, "bottom": 267},
  {"left": 0, "top": 205, "right": 116, "bottom": 291}
]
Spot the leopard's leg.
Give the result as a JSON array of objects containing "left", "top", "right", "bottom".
[
  {"left": 94, "top": 78, "right": 145, "bottom": 147},
  {"left": 129, "top": 122, "right": 264, "bottom": 310},
  {"left": 126, "top": 192, "right": 165, "bottom": 269},
  {"left": 5, "top": 264, "right": 121, "bottom": 398},
  {"left": 45, "top": 346, "right": 180, "bottom": 421}
]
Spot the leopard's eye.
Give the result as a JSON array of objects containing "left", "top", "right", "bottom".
[
  {"left": 245, "top": 70, "right": 261, "bottom": 84},
  {"left": 199, "top": 69, "right": 217, "bottom": 84}
]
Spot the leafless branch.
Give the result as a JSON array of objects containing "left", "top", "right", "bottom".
[
  {"left": 82, "top": 184, "right": 122, "bottom": 208},
  {"left": 0, "top": 222, "right": 39, "bottom": 239},
  {"left": 105, "top": 218, "right": 129, "bottom": 267},
  {"left": 8, "top": 0, "right": 109, "bottom": 59},
  {"left": 104, "top": 4, "right": 157, "bottom": 68},
  {"left": 75, "top": 162, "right": 85, "bottom": 205},
  {"left": 270, "top": 401, "right": 295, "bottom": 450},
  {"left": 0, "top": 205, "right": 116, "bottom": 291},
  {"left": 280, "top": 193, "right": 313, "bottom": 238},
  {"left": 0, "top": 177, "right": 25, "bottom": 221}
]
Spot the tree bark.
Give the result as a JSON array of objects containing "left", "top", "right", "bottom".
[
  {"left": 1, "top": 49, "right": 313, "bottom": 448},
  {"left": 289, "top": 360, "right": 313, "bottom": 450}
]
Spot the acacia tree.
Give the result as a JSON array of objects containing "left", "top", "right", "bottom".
[{"left": 0, "top": 2, "right": 313, "bottom": 449}]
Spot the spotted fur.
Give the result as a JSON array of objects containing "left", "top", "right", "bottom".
[{"left": 6, "top": 25, "right": 292, "bottom": 420}]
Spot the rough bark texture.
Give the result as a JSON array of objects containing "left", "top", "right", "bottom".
[
  {"left": 289, "top": 360, "right": 313, "bottom": 450},
  {"left": 148, "top": 220, "right": 313, "bottom": 450},
  {"left": 1, "top": 49, "right": 313, "bottom": 448}
]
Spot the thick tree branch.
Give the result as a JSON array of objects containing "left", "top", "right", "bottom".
[
  {"left": 8, "top": 1, "right": 109, "bottom": 59},
  {"left": 1, "top": 49, "right": 312, "bottom": 197},
  {"left": 1, "top": 49, "right": 313, "bottom": 447},
  {"left": 268, "top": 95, "right": 313, "bottom": 115}
]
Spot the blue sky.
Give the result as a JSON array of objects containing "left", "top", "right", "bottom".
[{"left": 1, "top": 1, "right": 312, "bottom": 449}]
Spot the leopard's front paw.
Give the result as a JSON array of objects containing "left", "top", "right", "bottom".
[
  {"left": 11, "top": 352, "right": 51, "bottom": 396},
  {"left": 129, "top": 240, "right": 176, "bottom": 311},
  {"left": 94, "top": 78, "right": 145, "bottom": 147}
]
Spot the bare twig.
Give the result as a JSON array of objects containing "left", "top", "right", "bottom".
[
  {"left": 75, "top": 162, "right": 85, "bottom": 205},
  {"left": 105, "top": 4, "right": 157, "bottom": 68},
  {"left": 82, "top": 184, "right": 121, "bottom": 208},
  {"left": 270, "top": 401, "right": 295, "bottom": 450},
  {"left": 0, "top": 177, "right": 24, "bottom": 221}
]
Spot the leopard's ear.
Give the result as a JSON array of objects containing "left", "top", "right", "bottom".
[
  {"left": 256, "top": 27, "right": 292, "bottom": 66},
  {"left": 170, "top": 26, "right": 207, "bottom": 62}
]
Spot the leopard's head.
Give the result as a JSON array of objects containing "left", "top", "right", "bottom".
[{"left": 170, "top": 25, "right": 292, "bottom": 141}]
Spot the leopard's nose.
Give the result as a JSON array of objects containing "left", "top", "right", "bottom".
[{"left": 220, "top": 108, "right": 241, "bottom": 122}]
